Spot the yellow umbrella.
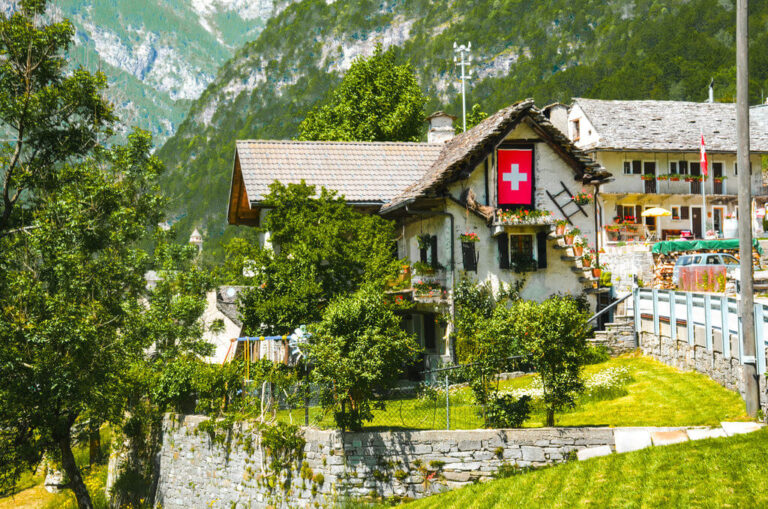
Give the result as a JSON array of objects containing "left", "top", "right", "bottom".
[{"left": 641, "top": 207, "right": 672, "bottom": 217}]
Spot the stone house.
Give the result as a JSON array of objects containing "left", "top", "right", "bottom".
[
  {"left": 552, "top": 98, "right": 768, "bottom": 245},
  {"left": 227, "top": 99, "right": 609, "bottom": 367}
]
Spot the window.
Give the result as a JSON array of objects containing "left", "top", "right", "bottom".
[
  {"left": 706, "top": 256, "right": 720, "bottom": 265},
  {"left": 498, "top": 233, "right": 545, "bottom": 271},
  {"left": 572, "top": 119, "right": 581, "bottom": 140},
  {"left": 616, "top": 204, "right": 638, "bottom": 222},
  {"left": 678, "top": 161, "right": 688, "bottom": 175},
  {"left": 690, "top": 162, "right": 701, "bottom": 175},
  {"left": 419, "top": 234, "right": 439, "bottom": 268},
  {"left": 681, "top": 206, "right": 690, "bottom": 220},
  {"left": 624, "top": 160, "right": 642, "bottom": 175},
  {"left": 669, "top": 161, "right": 678, "bottom": 174},
  {"left": 671, "top": 206, "right": 680, "bottom": 219},
  {"left": 461, "top": 240, "right": 477, "bottom": 272}
]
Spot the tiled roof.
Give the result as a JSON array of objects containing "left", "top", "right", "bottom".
[
  {"left": 574, "top": 98, "right": 768, "bottom": 153},
  {"left": 382, "top": 99, "right": 603, "bottom": 212},
  {"left": 236, "top": 140, "right": 444, "bottom": 203}
]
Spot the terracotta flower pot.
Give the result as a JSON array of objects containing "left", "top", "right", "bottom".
[
  {"left": 555, "top": 224, "right": 566, "bottom": 235},
  {"left": 592, "top": 268, "right": 602, "bottom": 278},
  {"left": 564, "top": 235, "right": 574, "bottom": 245},
  {"left": 573, "top": 245, "right": 584, "bottom": 257}
]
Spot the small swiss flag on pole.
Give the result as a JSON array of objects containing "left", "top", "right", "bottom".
[{"left": 700, "top": 133, "right": 708, "bottom": 176}]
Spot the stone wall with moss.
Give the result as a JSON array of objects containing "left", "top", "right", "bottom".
[{"left": 154, "top": 415, "right": 617, "bottom": 507}]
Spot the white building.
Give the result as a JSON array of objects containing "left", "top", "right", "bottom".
[
  {"left": 552, "top": 98, "right": 768, "bottom": 245},
  {"left": 227, "top": 100, "right": 610, "bottom": 367}
]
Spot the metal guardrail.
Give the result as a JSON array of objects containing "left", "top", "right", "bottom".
[{"left": 633, "top": 287, "right": 768, "bottom": 374}]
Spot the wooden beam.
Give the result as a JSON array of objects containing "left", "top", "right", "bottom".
[{"left": 523, "top": 117, "right": 584, "bottom": 175}]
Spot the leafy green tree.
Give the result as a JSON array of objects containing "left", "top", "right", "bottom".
[
  {"left": 237, "top": 181, "right": 399, "bottom": 336},
  {"left": 0, "top": 131, "right": 163, "bottom": 508},
  {"left": 455, "top": 104, "right": 489, "bottom": 132},
  {"left": 510, "top": 295, "right": 591, "bottom": 426},
  {"left": 309, "top": 289, "right": 421, "bottom": 431},
  {"left": 0, "top": 0, "right": 114, "bottom": 234},
  {"left": 298, "top": 44, "right": 426, "bottom": 142}
]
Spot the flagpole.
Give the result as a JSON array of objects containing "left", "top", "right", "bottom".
[{"left": 701, "top": 130, "right": 707, "bottom": 238}]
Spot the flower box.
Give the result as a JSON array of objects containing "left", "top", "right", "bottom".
[
  {"left": 640, "top": 174, "right": 655, "bottom": 181},
  {"left": 459, "top": 232, "right": 479, "bottom": 243}
]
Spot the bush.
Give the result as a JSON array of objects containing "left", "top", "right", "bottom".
[
  {"left": 511, "top": 295, "right": 592, "bottom": 426},
  {"left": 309, "top": 289, "right": 421, "bottom": 431},
  {"left": 583, "top": 344, "right": 611, "bottom": 365},
  {"left": 484, "top": 394, "right": 531, "bottom": 428}
]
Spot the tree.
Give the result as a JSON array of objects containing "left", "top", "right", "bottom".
[
  {"left": 0, "top": 0, "right": 114, "bottom": 234},
  {"left": 309, "top": 289, "right": 421, "bottom": 431},
  {"left": 510, "top": 295, "right": 591, "bottom": 426},
  {"left": 0, "top": 131, "right": 164, "bottom": 508},
  {"left": 455, "top": 104, "right": 489, "bottom": 133},
  {"left": 237, "top": 181, "right": 399, "bottom": 336},
  {"left": 298, "top": 44, "right": 426, "bottom": 142}
]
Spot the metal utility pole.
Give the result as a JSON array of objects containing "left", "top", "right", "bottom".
[
  {"left": 736, "top": 0, "right": 760, "bottom": 416},
  {"left": 453, "top": 42, "right": 473, "bottom": 132}
]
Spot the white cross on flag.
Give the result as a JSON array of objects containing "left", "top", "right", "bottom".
[{"left": 497, "top": 148, "right": 533, "bottom": 206}]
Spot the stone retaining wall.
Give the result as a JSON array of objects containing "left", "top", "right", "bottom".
[
  {"left": 637, "top": 316, "right": 768, "bottom": 411},
  {"left": 154, "top": 415, "right": 616, "bottom": 508}
]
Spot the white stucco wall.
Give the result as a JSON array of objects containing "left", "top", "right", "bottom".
[
  {"left": 201, "top": 291, "right": 242, "bottom": 364},
  {"left": 398, "top": 120, "right": 598, "bottom": 313}
]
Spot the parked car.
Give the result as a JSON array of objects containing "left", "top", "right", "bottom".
[{"left": 672, "top": 253, "right": 741, "bottom": 286}]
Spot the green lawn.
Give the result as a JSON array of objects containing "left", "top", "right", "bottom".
[
  {"left": 404, "top": 428, "right": 768, "bottom": 508},
  {"left": 281, "top": 353, "right": 750, "bottom": 429}
]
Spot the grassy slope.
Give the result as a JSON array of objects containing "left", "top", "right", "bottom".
[
  {"left": 280, "top": 354, "right": 749, "bottom": 430},
  {"left": 406, "top": 428, "right": 768, "bottom": 509}
]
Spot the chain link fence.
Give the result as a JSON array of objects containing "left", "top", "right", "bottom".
[{"left": 245, "top": 356, "right": 533, "bottom": 430}]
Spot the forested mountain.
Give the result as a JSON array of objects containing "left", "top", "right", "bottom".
[
  {"left": 46, "top": 0, "right": 295, "bottom": 144},
  {"left": 155, "top": 0, "right": 768, "bottom": 256}
]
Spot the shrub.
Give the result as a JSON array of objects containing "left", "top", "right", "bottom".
[
  {"left": 309, "top": 289, "right": 421, "bottom": 431},
  {"left": 511, "top": 295, "right": 591, "bottom": 426},
  {"left": 583, "top": 344, "right": 611, "bottom": 365},
  {"left": 484, "top": 394, "right": 531, "bottom": 428}
]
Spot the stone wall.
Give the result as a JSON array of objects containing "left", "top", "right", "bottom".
[
  {"left": 589, "top": 315, "right": 637, "bottom": 355},
  {"left": 154, "top": 415, "right": 616, "bottom": 508},
  {"left": 637, "top": 316, "right": 768, "bottom": 412}
]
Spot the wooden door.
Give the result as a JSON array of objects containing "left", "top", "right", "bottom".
[{"left": 692, "top": 207, "right": 703, "bottom": 238}]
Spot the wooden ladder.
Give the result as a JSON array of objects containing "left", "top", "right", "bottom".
[{"left": 546, "top": 181, "right": 588, "bottom": 225}]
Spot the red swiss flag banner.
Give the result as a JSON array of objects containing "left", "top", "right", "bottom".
[{"left": 497, "top": 148, "right": 533, "bottom": 207}]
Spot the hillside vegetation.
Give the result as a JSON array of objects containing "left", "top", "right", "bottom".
[{"left": 157, "top": 0, "right": 768, "bottom": 254}]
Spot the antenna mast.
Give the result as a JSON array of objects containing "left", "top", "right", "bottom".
[{"left": 453, "top": 42, "right": 473, "bottom": 132}]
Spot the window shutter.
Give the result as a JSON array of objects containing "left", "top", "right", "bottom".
[
  {"left": 424, "top": 313, "right": 436, "bottom": 350},
  {"left": 497, "top": 234, "right": 510, "bottom": 269},
  {"left": 461, "top": 242, "right": 477, "bottom": 271},
  {"left": 681, "top": 206, "right": 690, "bottom": 220},
  {"left": 635, "top": 205, "right": 643, "bottom": 220},
  {"left": 430, "top": 235, "right": 439, "bottom": 267},
  {"left": 536, "top": 231, "right": 548, "bottom": 269}
]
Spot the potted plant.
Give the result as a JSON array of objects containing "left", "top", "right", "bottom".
[
  {"left": 582, "top": 251, "right": 593, "bottom": 268},
  {"left": 714, "top": 176, "right": 727, "bottom": 183},
  {"left": 555, "top": 219, "right": 568, "bottom": 235},
  {"left": 564, "top": 227, "right": 580, "bottom": 246},
  {"left": 459, "top": 232, "right": 479, "bottom": 243},
  {"left": 591, "top": 266, "right": 602, "bottom": 278},
  {"left": 571, "top": 190, "right": 593, "bottom": 206},
  {"left": 412, "top": 261, "right": 436, "bottom": 276},
  {"left": 573, "top": 238, "right": 585, "bottom": 257}
]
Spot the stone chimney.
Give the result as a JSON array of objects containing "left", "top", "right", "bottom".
[
  {"left": 543, "top": 103, "right": 569, "bottom": 136},
  {"left": 426, "top": 111, "right": 457, "bottom": 144}
]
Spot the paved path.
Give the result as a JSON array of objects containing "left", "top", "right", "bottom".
[{"left": 576, "top": 422, "right": 765, "bottom": 461}]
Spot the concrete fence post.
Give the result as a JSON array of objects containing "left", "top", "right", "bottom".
[{"left": 721, "top": 295, "right": 730, "bottom": 359}]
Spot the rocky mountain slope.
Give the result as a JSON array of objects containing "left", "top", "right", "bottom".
[
  {"left": 49, "top": 0, "right": 295, "bottom": 144},
  {"left": 154, "top": 0, "right": 768, "bottom": 256}
]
